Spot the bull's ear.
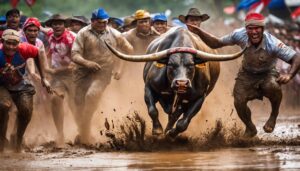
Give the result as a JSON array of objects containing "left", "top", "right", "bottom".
[
  {"left": 194, "top": 57, "right": 205, "bottom": 64},
  {"left": 157, "top": 57, "right": 169, "bottom": 64}
]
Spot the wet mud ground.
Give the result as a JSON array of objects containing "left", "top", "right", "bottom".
[{"left": 0, "top": 113, "right": 300, "bottom": 170}]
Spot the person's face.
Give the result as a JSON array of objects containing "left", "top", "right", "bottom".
[
  {"left": 7, "top": 13, "right": 20, "bottom": 30},
  {"left": 108, "top": 21, "right": 119, "bottom": 30},
  {"left": 70, "top": 20, "right": 84, "bottom": 33},
  {"left": 91, "top": 19, "right": 107, "bottom": 33},
  {"left": 246, "top": 25, "right": 264, "bottom": 45},
  {"left": 2, "top": 39, "right": 19, "bottom": 56},
  {"left": 24, "top": 25, "right": 39, "bottom": 44},
  {"left": 186, "top": 16, "right": 202, "bottom": 27},
  {"left": 153, "top": 21, "right": 167, "bottom": 34},
  {"left": 136, "top": 18, "right": 151, "bottom": 34},
  {"left": 51, "top": 20, "right": 65, "bottom": 37}
]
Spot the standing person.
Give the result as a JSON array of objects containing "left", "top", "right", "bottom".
[
  {"left": 121, "top": 16, "right": 135, "bottom": 32},
  {"left": 0, "top": 29, "right": 51, "bottom": 152},
  {"left": 108, "top": 17, "right": 124, "bottom": 32},
  {"left": 71, "top": 8, "right": 132, "bottom": 144},
  {"left": 187, "top": 13, "right": 300, "bottom": 137},
  {"left": 0, "top": 9, "right": 21, "bottom": 37},
  {"left": 152, "top": 13, "right": 168, "bottom": 34},
  {"left": 21, "top": 17, "right": 52, "bottom": 121},
  {"left": 66, "top": 16, "right": 89, "bottom": 34},
  {"left": 44, "top": 14, "right": 76, "bottom": 146},
  {"left": 21, "top": 17, "right": 46, "bottom": 79},
  {"left": 178, "top": 8, "right": 209, "bottom": 28},
  {"left": 123, "top": 9, "right": 159, "bottom": 54}
]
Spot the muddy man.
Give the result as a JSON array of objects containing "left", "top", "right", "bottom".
[
  {"left": 0, "top": 29, "right": 51, "bottom": 152},
  {"left": 187, "top": 13, "right": 300, "bottom": 137}
]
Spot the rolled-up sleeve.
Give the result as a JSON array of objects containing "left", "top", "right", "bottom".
[
  {"left": 273, "top": 43, "right": 296, "bottom": 63},
  {"left": 220, "top": 28, "right": 246, "bottom": 46}
]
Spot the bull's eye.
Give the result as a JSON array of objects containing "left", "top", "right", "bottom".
[
  {"left": 167, "top": 64, "right": 177, "bottom": 69},
  {"left": 186, "top": 64, "right": 194, "bottom": 69}
]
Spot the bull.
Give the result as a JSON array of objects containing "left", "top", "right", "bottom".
[{"left": 105, "top": 27, "right": 245, "bottom": 138}]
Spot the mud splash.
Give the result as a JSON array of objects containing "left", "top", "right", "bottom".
[{"left": 22, "top": 112, "right": 297, "bottom": 153}]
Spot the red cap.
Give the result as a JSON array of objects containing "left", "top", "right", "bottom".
[
  {"left": 245, "top": 13, "right": 265, "bottom": 27},
  {"left": 245, "top": 13, "right": 265, "bottom": 21},
  {"left": 23, "top": 17, "right": 41, "bottom": 30}
]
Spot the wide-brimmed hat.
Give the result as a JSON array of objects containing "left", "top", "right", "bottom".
[
  {"left": 66, "top": 16, "right": 89, "bottom": 26},
  {"left": 45, "top": 14, "right": 67, "bottom": 27},
  {"left": 122, "top": 16, "right": 135, "bottom": 29},
  {"left": 178, "top": 8, "right": 209, "bottom": 23}
]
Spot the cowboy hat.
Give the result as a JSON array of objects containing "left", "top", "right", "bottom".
[
  {"left": 45, "top": 14, "right": 67, "bottom": 27},
  {"left": 66, "top": 16, "right": 89, "bottom": 26},
  {"left": 178, "top": 8, "right": 209, "bottom": 23}
]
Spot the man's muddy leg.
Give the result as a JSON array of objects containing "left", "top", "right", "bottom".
[
  {"left": 13, "top": 92, "right": 34, "bottom": 152},
  {"left": 78, "top": 80, "right": 108, "bottom": 144},
  {"left": 262, "top": 78, "right": 282, "bottom": 133},
  {"left": 50, "top": 95, "right": 65, "bottom": 146}
]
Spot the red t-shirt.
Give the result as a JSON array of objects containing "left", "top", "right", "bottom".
[{"left": 3, "top": 42, "right": 39, "bottom": 64}]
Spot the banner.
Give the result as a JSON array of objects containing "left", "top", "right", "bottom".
[
  {"left": 10, "top": 0, "right": 20, "bottom": 8},
  {"left": 25, "top": 0, "right": 36, "bottom": 7}
]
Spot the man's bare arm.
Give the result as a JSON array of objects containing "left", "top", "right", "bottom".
[{"left": 187, "top": 24, "right": 226, "bottom": 49}]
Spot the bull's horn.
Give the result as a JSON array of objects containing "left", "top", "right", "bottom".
[
  {"left": 105, "top": 40, "right": 246, "bottom": 62},
  {"left": 105, "top": 41, "right": 169, "bottom": 62},
  {"left": 195, "top": 47, "right": 246, "bottom": 61}
]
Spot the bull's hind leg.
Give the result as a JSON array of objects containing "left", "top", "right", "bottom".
[
  {"left": 145, "top": 85, "right": 162, "bottom": 135},
  {"left": 167, "top": 96, "right": 205, "bottom": 138}
]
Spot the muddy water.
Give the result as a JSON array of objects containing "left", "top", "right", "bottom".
[{"left": 1, "top": 115, "right": 300, "bottom": 170}]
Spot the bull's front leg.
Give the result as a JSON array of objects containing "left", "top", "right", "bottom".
[
  {"left": 144, "top": 85, "right": 163, "bottom": 135},
  {"left": 165, "top": 106, "right": 183, "bottom": 134},
  {"left": 167, "top": 96, "right": 205, "bottom": 138}
]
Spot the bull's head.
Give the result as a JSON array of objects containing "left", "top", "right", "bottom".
[{"left": 105, "top": 41, "right": 246, "bottom": 93}]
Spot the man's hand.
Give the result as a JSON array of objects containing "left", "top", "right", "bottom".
[
  {"left": 41, "top": 78, "right": 53, "bottom": 94},
  {"left": 86, "top": 61, "right": 102, "bottom": 72},
  {"left": 276, "top": 73, "right": 292, "bottom": 84},
  {"left": 186, "top": 24, "right": 200, "bottom": 34}
]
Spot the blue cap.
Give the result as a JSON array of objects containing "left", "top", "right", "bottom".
[
  {"left": 111, "top": 17, "right": 124, "bottom": 26},
  {"left": 91, "top": 8, "right": 109, "bottom": 20},
  {"left": 153, "top": 13, "right": 167, "bottom": 22},
  {"left": 0, "top": 16, "right": 6, "bottom": 23}
]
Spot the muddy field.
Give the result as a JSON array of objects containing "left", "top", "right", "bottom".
[{"left": 0, "top": 114, "right": 300, "bottom": 170}]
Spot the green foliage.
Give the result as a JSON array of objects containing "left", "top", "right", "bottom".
[{"left": 0, "top": 0, "right": 239, "bottom": 20}]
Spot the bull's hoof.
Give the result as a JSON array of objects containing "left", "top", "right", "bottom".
[
  {"left": 263, "top": 119, "right": 276, "bottom": 133},
  {"left": 165, "top": 129, "right": 178, "bottom": 139},
  {"left": 243, "top": 127, "right": 257, "bottom": 138},
  {"left": 152, "top": 127, "right": 163, "bottom": 136},
  {"left": 0, "top": 137, "right": 9, "bottom": 151}
]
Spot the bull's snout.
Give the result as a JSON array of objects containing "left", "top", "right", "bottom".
[{"left": 171, "top": 79, "right": 191, "bottom": 93}]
